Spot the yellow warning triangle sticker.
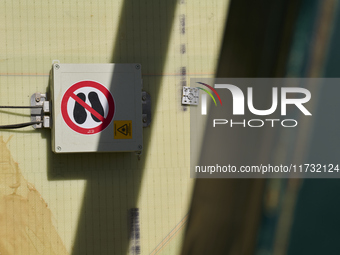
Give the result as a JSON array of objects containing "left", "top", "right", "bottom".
[
  {"left": 117, "top": 124, "right": 128, "bottom": 136},
  {"left": 114, "top": 120, "right": 132, "bottom": 139}
]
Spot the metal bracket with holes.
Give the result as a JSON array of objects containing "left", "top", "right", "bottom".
[
  {"left": 30, "top": 93, "right": 51, "bottom": 129},
  {"left": 182, "top": 86, "right": 199, "bottom": 105},
  {"left": 142, "top": 91, "right": 151, "bottom": 127}
]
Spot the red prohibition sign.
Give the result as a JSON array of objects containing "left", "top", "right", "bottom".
[{"left": 61, "top": 81, "right": 115, "bottom": 135}]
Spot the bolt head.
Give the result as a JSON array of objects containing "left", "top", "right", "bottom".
[
  {"left": 135, "top": 64, "right": 140, "bottom": 70},
  {"left": 138, "top": 145, "right": 142, "bottom": 150},
  {"left": 187, "top": 93, "right": 194, "bottom": 100},
  {"left": 57, "top": 146, "right": 61, "bottom": 151},
  {"left": 55, "top": 64, "right": 60, "bottom": 69}
]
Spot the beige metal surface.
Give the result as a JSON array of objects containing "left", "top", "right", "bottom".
[{"left": 0, "top": 1, "right": 228, "bottom": 254}]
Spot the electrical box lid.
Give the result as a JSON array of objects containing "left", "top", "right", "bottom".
[{"left": 51, "top": 63, "right": 143, "bottom": 153}]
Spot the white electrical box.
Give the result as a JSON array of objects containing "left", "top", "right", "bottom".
[{"left": 51, "top": 63, "right": 143, "bottom": 153}]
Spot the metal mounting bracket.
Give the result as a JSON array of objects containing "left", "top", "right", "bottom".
[
  {"left": 182, "top": 86, "right": 199, "bottom": 105},
  {"left": 142, "top": 91, "right": 151, "bottom": 127},
  {"left": 30, "top": 93, "right": 51, "bottom": 129}
]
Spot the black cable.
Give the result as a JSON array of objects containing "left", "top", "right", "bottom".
[
  {"left": 0, "top": 105, "right": 44, "bottom": 129},
  {"left": 0, "top": 105, "right": 43, "bottom": 109},
  {"left": 0, "top": 121, "right": 43, "bottom": 129}
]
